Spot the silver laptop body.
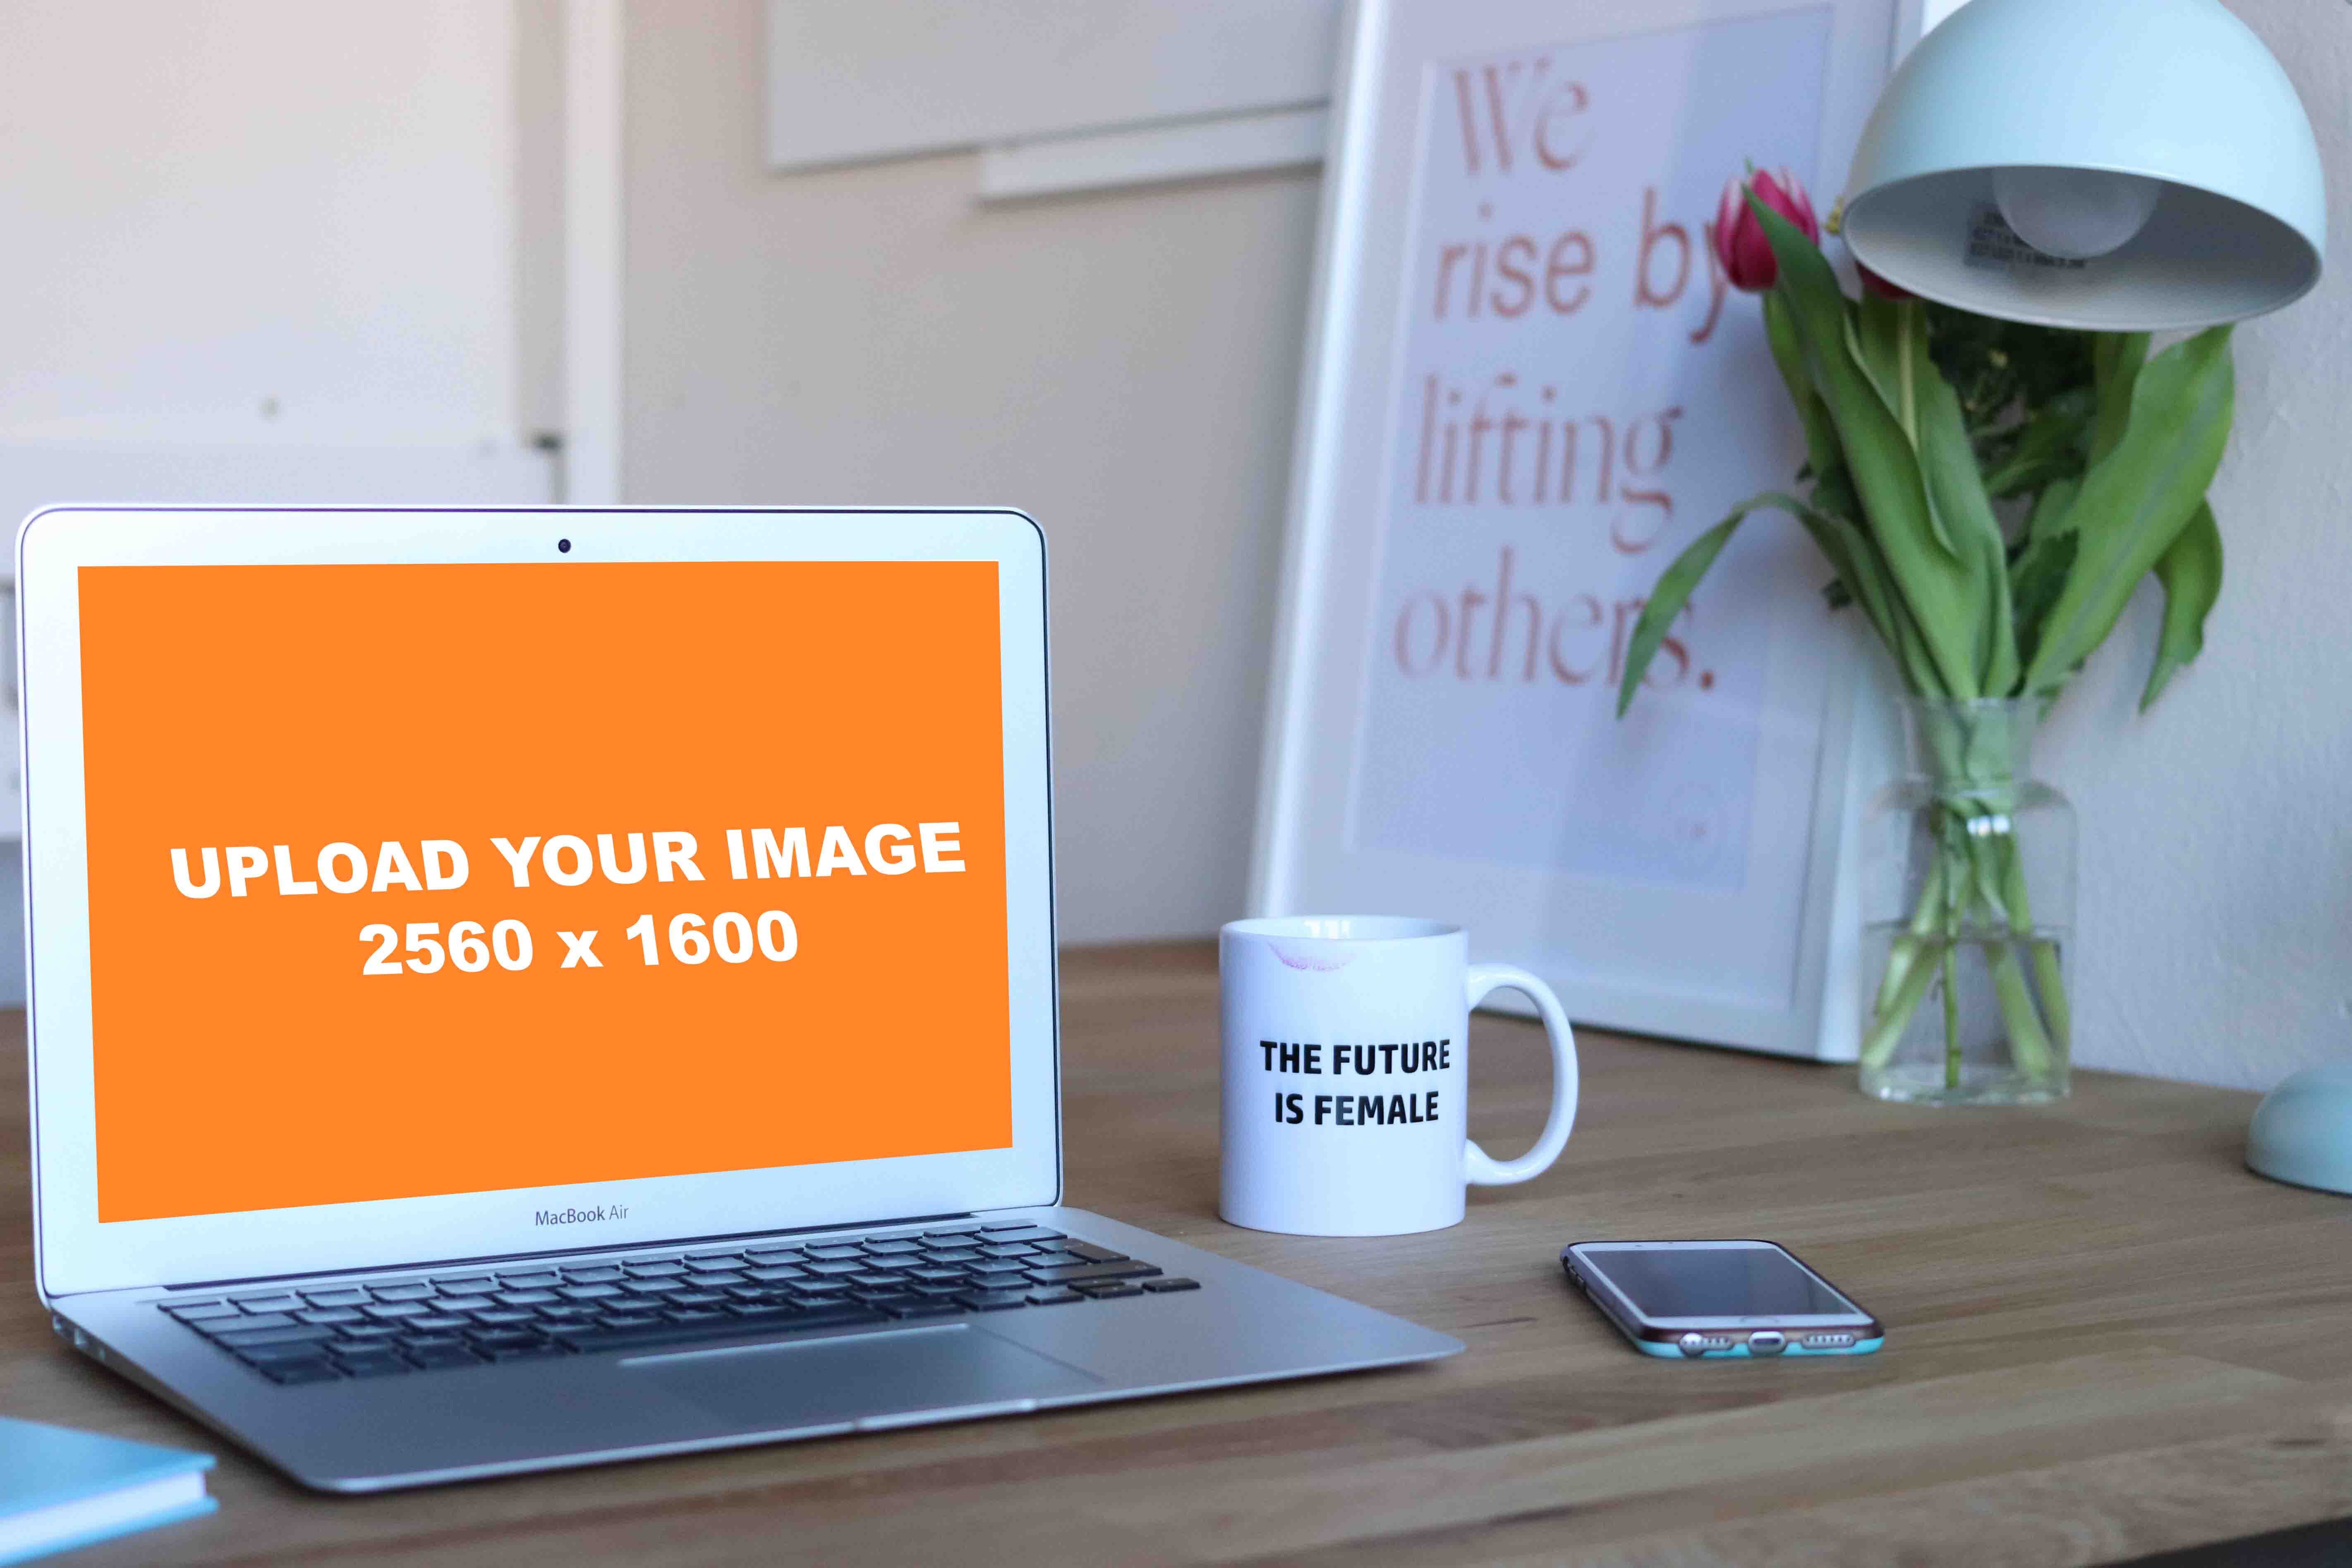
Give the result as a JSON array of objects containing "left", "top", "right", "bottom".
[{"left": 21, "top": 505, "right": 1459, "bottom": 1492}]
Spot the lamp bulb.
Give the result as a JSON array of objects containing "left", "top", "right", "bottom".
[{"left": 1992, "top": 167, "right": 2163, "bottom": 261}]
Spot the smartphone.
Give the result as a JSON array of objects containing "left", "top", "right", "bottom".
[{"left": 1561, "top": 1240, "right": 1884, "bottom": 1358}]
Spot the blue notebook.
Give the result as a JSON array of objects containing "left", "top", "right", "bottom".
[{"left": 0, "top": 1417, "right": 216, "bottom": 1565}]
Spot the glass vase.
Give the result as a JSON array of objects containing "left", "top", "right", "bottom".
[{"left": 1860, "top": 697, "right": 2075, "bottom": 1105}]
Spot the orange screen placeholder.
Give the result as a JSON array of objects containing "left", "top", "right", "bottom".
[{"left": 78, "top": 561, "right": 1013, "bottom": 1222}]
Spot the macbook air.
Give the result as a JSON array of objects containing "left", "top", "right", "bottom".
[{"left": 17, "top": 505, "right": 1460, "bottom": 1491}]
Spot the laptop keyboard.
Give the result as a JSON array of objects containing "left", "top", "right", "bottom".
[{"left": 155, "top": 1221, "right": 1199, "bottom": 1385}]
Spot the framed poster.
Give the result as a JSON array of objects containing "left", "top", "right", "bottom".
[{"left": 1250, "top": 0, "right": 1918, "bottom": 1058}]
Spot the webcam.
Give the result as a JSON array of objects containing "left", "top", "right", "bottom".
[{"left": 557, "top": 538, "right": 572, "bottom": 554}]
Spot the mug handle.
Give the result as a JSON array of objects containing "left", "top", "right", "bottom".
[{"left": 1462, "top": 964, "right": 1580, "bottom": 1186}]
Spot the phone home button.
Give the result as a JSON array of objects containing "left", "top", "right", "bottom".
[{"left": 1746, "top": 1331, "right": 1787, "bottom": 1356}]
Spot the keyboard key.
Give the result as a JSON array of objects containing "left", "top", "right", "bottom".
[
  {"left": 407, "top": 1345, "right": 484, "bottom": 1369},
  {"left": 162, "top": 1300, "right": 240, "bottom": 1321},
  {"left": 742, "top": 1265, "right": 807, "bottom": 1283},
  {"left": 965, "top": 1269, "right": 1031, "bottom": 1290},
  {"left": 200, "top": 1312, "right": 297, "bottom": 1334},
  {"left": 237, "top": 1336, "right": 340, "bottom": 1362},
  {"left": 559, "top": 1284, "right": 623, "bottom": 1301},
  {"left": 498, "top": 1272, "right": 562, "bottom": 1289},
  {"left": 431, "top": 1276, "right": 498, "bottom": 1293},
  {"left": 334, "top": 1323, "right": 403, "bottom": 1342},
  {"left": 297, "top": 1307, "right": 365, "bottom": 1326},
  {"left": 861, "top": 1238, "right": 924, "bottom": 1254},
  {"left": 336, "top": 1351, "right": 412, "bottom": 1377},
  {"left": 301, "top": 1288, "right": 372, "bottom": 1307},
  {"left": 405, "top": 1314, "right": 472, "bottom": 1332},
  {"left": 921, "top": 1224, "right": 981, "bottom": 1238},
  {"left": 598, "top": 1312, "right": 663, "bottom": 1329},
  {"left": 469, "top": 1327, "right": 544, "bottom": 1349},
  {"left": 905, "top": 1266, "right": 970, "bottom": 1285},
  {"left": 955, "top": 1288, "right": 1032, "bottom": 1312},
  {"left": 434, "top": 1295, "right": 495, "bottom": 1312},
  {"left": 886, "top": 1300, "right": 966, "bottom": 1319},
  {"left": 1028, "top": 1260, "right": 1161, "bottom": 1287},
  {"left": 980, "top": 1225, "right": 1063, "bottom": 1241},
  {"left": 790, "top": 1281, "right": 853, "bottom": 1300},
  {"left": 743, "top": 1247, "right": 806, "bottom": 1265},
  {"left": 688, "top": 1269, "right": 746, "bottom": 1287},
  {"left": 561, "top": 1266, "right": 625, "bottom": 1283},
  {"left": 539, "top": 1303, "right": 599, "bottom": 1322},
  {"left": 496, "top": 1289, "right": 559, "bottom": 1306},
  {"left": 851, "top": 1290, "right": 928, "bottom": 1310},
  {"left": 222, "top": 1324, "right": 336, "bottom": 1349},
  {"left": 802, "top": 1259, "right": 866, "bottom": 1277},
  {"left": 554, "top": 1302, "right": 885, "bottom": 1355},
  {"left": 372, "top": 1283, "right": 436, "bottom": 1301},
  {"left": 977, "top": 1242, "right": 1037, "bottom": 1259},
  {"left": 684, "top": 1249, "right": 746, "bottom": 1262},
  {"left": 662, "top": 1307, "right": 733, "bottom": 1326},
  {"left": 1063, "top": 1242, "right": 1129, "bottom": 1264},
  {"left": 261, "top": 1359, "right": 343, "bottom": 1384},
  {"left": 663, "top": 1289, "right": 728, "bottom": 1307},
  {"left": 910, "top": 1282, "right": 968, "bottom": 1298},
  {"left": 623, "top": 1259, "right": 687, "bottom": 1277},
  {"left": 620, "top": 1279, "right": 678, "bottom": 1298},
  {"left": 362, "top": 1302, "right": 431, "bottom": 1321},
  {"left": 802, "top": 1244, "right": 865, "bottom": 1261},
  {"left": 1026, "top": 1288, "right": 1086, "bottom": 1306},
  {"left": 229, "top": 1293, "right": 303, "bottom": 1313},
  {"left": 922, "top": 1247, "right": 982, "bottom": 1264},
  {"left": 685, "top": 1259, "right": 746, "bottom": 1275},
  {"left": 847, "top": 1271, "right": 906, "bottom": 1289},
  {"left": 1079, "top": 1282, "right": 1145, "bottom": 1299},
  {"left": 1142, "top": 1277, "right": 1202, "bottom": 1293}
]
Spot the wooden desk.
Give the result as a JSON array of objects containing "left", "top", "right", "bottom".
[{"left": 4, "top": 943, "right": 2348, "bottom": 1565}]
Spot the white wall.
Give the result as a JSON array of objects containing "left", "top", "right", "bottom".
[
  {"left": 622, "top": 4, "right": 1316, "bottom": 945},
  {"left": 619, "top": 0, "right": 2351, "bottom": 1091},
  {"left": 2024, "top": 0, "right": 2352, "bottom": 1091},
  {"left": 0, "top": 2, "right": 525, "bottom": 445}
]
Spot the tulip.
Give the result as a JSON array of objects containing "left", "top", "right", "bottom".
[{"left": 1713, "top": 168, "right": 1820, "bottom": 293}]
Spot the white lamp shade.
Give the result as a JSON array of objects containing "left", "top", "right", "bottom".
[{"left": 1843, "top": 0, "right": 2326, "bottom": 330}]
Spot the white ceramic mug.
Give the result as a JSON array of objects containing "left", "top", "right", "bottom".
[{"left": 1219, "top": 916, "right": 1578, "bottom": 1236}]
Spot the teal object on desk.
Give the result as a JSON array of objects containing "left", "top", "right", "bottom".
[
  {"left": 0, "top": 1416, "right": 216, "bottom": 1565},
  {"left": 1842, "top": 0, "right": 2326, "bottom": 331},
  {"left": 2248, "top": 1063, "right": 2352, "bottom": 1198}
]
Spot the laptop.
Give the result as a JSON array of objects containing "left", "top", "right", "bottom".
[{"left": 17, "top": 505, "right": 1460, "bottom": 1492}]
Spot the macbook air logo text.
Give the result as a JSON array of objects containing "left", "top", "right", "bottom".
[{"left": 535, "top": 1202, "right": 628, "bottom": 1227}]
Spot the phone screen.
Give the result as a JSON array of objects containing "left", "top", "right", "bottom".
[{"left": 1581, "top": 1245, "right": 1858, "bottom": 1318}]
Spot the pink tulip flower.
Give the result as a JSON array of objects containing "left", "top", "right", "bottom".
[{"left": 1713, "top": 168, "right": 1821, "bottom": 293}]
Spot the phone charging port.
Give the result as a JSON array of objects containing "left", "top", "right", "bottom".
[{"left": 1745, "top": 1330, "right": 1787, "bottom": 1355}]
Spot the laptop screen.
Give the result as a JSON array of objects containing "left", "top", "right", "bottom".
[{"left": 74, "top": 560, "right": 1015, "bottom": 1224}]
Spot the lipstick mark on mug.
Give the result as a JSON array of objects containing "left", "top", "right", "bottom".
[{"left": 1273, "top": 945, "right": 1354, "bottom": 972}]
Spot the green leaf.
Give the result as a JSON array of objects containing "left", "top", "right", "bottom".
[
  {"left": 1616, "top": 509, "right": 1744, "bottom": 718},
  {"left": 2025, "top": 474, "right": 2078, "bottom": 551},
  {"left": 1980, "top": 388, "right": 2093, "bottom": 498},
  {"left": 2089, "top": 331, "right": 2151, "bottom": 465},
  {"left": 2141, "top": 500, "right": 2222, "bottom": 710},
  {"left": 1763, "top": 290, "right": 1841, "bottom": 484},
  {"left": 2008, "top": 528, "right": 2078, "bottom": 677},
  {"left": 1747, "top": 190, "right": 1976, "bottom": 698},
  {"left": 2021, "top": 326, "right": 2235, "bottom": 699},
  {"left": 1909, "top": 325, "right": 2019, "bottom": 693}
]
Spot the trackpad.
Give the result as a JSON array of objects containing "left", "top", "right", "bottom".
[{"left": 627, "top": 1324, "right": 1103, "bottom": 1430}]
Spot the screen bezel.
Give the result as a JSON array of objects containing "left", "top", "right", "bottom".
[
  {"left": 1568, "top": 1239, "right": 1877, "bottom": 1330},
  {"left": 22, "top": 506, "right": 1060, "bottom": 1300}
]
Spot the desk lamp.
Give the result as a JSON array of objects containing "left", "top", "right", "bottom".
[{"left": 1839, "top": 0, "right": 2346, "bottom": 1193}]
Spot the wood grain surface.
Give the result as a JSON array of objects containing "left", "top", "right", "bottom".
[{"left": 4, "top": 942, "right": 2348, "bottom": 1565}]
